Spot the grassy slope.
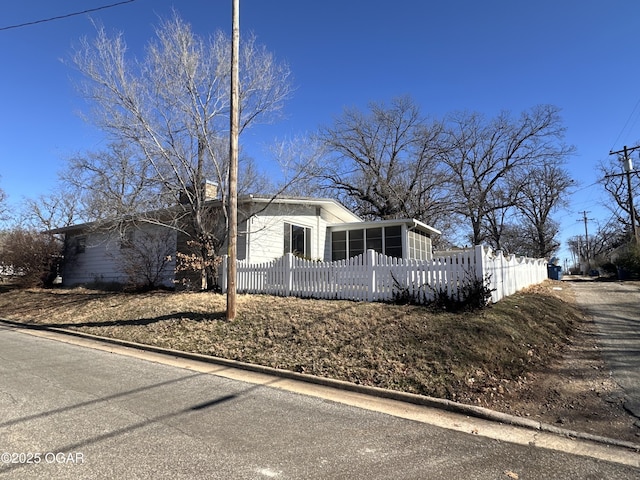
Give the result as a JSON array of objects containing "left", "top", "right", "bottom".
[{"left": 0, "top": 281, "right": 579, "bottom": 405}]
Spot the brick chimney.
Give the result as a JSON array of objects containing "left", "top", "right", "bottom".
[
  {"left": 179, "top": 180, "right": 219, "bottom": 204},
  {"left": 203, "top": 180, "right": 218, "bottom": 200}
]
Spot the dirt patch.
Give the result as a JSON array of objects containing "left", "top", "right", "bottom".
[
  {"left": 478, "top": 301, "right": 638, "bottom": 441},
  {"left": 1, "top": 281, "right": 638, "bottom": 443}
]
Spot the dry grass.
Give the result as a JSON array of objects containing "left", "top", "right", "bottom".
[
  {"left": 5, "top": 281, "right": 639, "bottom": 442},
  {"left": 0, "top": 282, "right": 579, "bottom": 403}
]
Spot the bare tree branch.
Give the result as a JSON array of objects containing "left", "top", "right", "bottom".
[
  {"left": 317, "top": 96, "right": 452, "bottom": 228},
  {"left": 69, "top": 13, "right": 292, "bottom": 289},
  {"left": 442, "top": 105, "right": 575, "bottom": 246}
]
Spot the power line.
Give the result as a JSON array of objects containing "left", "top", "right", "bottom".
[
  {"left": 570, "top": 180, "right": 601, "bottom": 194},
  {"left": 0, "top": 0, "right": 138, "bottom": 32},
  {"left": 610, "top": 96, "right": 640, "bottom": 151}
]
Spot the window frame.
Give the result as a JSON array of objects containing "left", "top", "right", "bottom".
[
  {"left": 75, "top": 236, "right": 86, "bottom": 254},
  {"left": 331, "top": 225, "right": 406, "bottom": 260},
  {"left": 408, "top": 228, "right": 431, "bottom": 260},
  {"left": 284, "top": 222, "right": 312, "bottom": 258}
]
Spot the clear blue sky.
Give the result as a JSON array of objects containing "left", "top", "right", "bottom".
[{"left": 1, "top": 0, "right": 639, "bottom": 263}]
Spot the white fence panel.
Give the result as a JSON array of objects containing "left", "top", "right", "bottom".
[
  {"left": 478, "top": 246, "right": 548, "bottom": 302},
  {"left": 224, "top": 245, "right": 549, "bottom": 304}
]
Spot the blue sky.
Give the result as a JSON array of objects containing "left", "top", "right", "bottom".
[{"left": 1, "top": 0, "right": 639, "bottom": 263}]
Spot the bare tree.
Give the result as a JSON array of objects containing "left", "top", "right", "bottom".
[
  {"left": 268, "top": 135, "right": 327, "bottom": 197},
  {"left": 514, "top": 162, "right": 573, "bottom": 257},
  {"left": 489, "top": 222, "right": 529, "bottom": 256},
  {"left": 70, "top": 13, "right": 292, "bottom": 288},
  {"left": 480, "top": 189, "right": 520, "bottom": 251},
  {"left": 598, "top": 156, "right": 640, "bottom": 236},
  {"left": 0, "top": 228, "right": 62, "bottom": 287},
  {"left": 21, "top": 192, "right": 81, "bottom": 232},
  {"left": 483, "top": 161, "right": 572, "bottom": 257},
  {"left": 317, "top": 96, "right": 451, "bottom": 228},
  {"left": 568, "top": 218, "right": 628, "bottom": 269},
  {"left": 442, "top": 105, "right": 574, "bottom": 246},
  {"left": 0, "top": 180, "right": 9, "bottom": 224},
  {"left": 62, "top": 141, "right": 164, "bottom": 222}
]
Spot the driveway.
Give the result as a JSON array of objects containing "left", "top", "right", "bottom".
[
  {"left": 568, "top": 278, "right": 640, "bottom": 418},
  {"left": 1, "top": 324, "right": 638, "bottom": 479}
]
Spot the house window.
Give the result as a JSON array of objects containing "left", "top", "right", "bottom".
[
  {"left": 365, "top": 228, "right": 383, "bottom": 252},
  {"left": 331, "top": 225, "right": 405, "bottom": 260},
  {"left": 331, "top": 230, "right": 347, "bottom": 261},
  {"left": 75, "top": 236, "right": 86, "bottom": 254},
  {"left": 284, "top": 222, "right": 311, "bottom": 258}
]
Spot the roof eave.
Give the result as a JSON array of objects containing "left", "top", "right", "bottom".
[{"left": 328, "top": 218, "right": 441, "bottom": 236}]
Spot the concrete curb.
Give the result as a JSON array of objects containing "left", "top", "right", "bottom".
[{"left": 3, "top": 319, "right": 640, "bottom": 452}]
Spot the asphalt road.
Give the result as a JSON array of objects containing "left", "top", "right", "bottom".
[
  {"left": 0, "top": 325, "right": 638, "bottom": 479},
  {"left": 570, "top": 279, "right": 640, "bottom": 419}
]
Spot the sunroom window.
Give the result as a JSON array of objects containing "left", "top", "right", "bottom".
[
  {"left": 408, "top": 229, "right": 430, "bottom": 260},
  {"left": 331, "top": 225, "right": 405, "bottom": 260}
]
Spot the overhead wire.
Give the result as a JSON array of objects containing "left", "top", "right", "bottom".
[
  {"left": 570, "top": 180, "right": 601, "bottom": 195},
  {"left": 610, "top": 96, "right": 640, "bottom": 152},
  {"left": 0, "top": 0, "right": 138, "bottom": 32}
]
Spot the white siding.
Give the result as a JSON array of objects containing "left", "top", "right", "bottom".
[
  {"left": 246, "top": 203, "right": 331, "bottom": 263},
  {"left": 63, "top": 225, "right": 177, "bottom": 288}
]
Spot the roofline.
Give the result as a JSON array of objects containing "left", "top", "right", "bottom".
[
  {"left": 242, "top": 195, "right": 362, "bottom": 221},
  {"left": 46, "top": 195, "right": 365, "bottom": 234},
  {"left": 47, "top": 221, "right": 98, "bottom": 235},
  {"left": 328, "top": 218, "right": 441, "bottom": 236}
]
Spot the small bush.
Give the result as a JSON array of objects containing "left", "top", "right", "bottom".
[
  {"left": 392, "top": 269, "right": 494, "bottom": 312},
  {"left": 613, "top": 243, "right": 640, "bottom": 279},
  {"left": 599, "top": 262, "right": 618, "bottom": 276}
]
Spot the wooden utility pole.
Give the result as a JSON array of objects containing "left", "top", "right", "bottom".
[
  {"left": 226, "top": 0, "right": 239, "bottom": 320},
  {"left": 609, "top": 145, "right": 639, "bottom": 244},
  {"left": 579, "top": 211, "right": 590, "bottom": 262}
]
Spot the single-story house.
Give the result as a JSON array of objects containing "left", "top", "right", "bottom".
[{"left": 49, "top": 193, "right": 440, "bottom": 289}]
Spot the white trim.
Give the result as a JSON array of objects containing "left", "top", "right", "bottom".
[{"left": 328, "top": 218, "right": 441, "bottom": 236}]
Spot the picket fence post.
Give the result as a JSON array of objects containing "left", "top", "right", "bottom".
[
  {"left": 284, "top": 253, "right": 293, "bottom": 296},
  {"left": 366, "top": 249, "right": 376, "bottom": 302},
  {"left": 474, "top": 244, "right": 485, "bottom": 286}
]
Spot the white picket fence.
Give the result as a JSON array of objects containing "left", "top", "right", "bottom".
[{"left": 219, "top": 245, "right": 548, "bottom": 304}]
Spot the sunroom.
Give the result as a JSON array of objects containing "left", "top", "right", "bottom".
[{"left": 327, "top": 219, "right": 440, "bottom": 261}]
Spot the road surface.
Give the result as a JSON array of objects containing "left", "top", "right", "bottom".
[{"left": 570, "top": 279, "right": 640, "bottom": 419}]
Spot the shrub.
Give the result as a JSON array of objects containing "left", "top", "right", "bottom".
[
  {"left": 118, "top": 229, "right": 176, "bottom": 290},
  {"left": 392, "top": 268, "right": 494, "bottom": 312},
  {"left": 614, "top": 243, "right": 640, "bottom": 279},
  {"left": 0, "top": 229, "right": 63, "bottom": 287},
  {"left": 598, "top": 261, "right": 618, "bottom": 276}
]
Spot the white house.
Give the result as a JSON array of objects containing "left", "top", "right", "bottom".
[
  {"left": 50, "top": 221, "right": 178, "bottom": 288},
  {"left": 51, "top": 195, "right": 440, "bottom": 288}
]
